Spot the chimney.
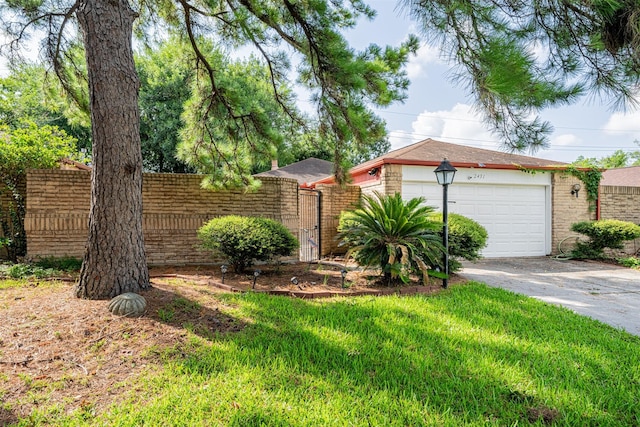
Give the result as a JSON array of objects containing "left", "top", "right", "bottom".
[{"left": 271, "top": 159, "right": 279, "bottom": 170}]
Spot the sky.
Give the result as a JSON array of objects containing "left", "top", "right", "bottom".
[
  {"left": 3, "top": 1, "right": 640, "bottom": 165},
  {"left": 340, "top": 1, "right": 640, "bottom": 164}
]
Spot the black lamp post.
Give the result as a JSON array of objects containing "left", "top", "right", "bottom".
[{"left": 434, "top": 158, "right": 457, "bottom": 288}]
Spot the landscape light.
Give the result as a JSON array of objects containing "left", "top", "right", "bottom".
[{"left": 221, "top": 264, "right": 228, "bottom": 284}]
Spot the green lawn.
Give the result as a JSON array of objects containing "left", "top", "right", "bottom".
[{"left": 11, "top": 282, "right": 640, "bottom": 426}]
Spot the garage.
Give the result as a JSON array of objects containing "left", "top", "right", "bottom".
[
  {"left": 402, "top": 166, "right": 552, "bottom": 257},
  {"left": 312, "top": 138, "right": 568, "bottom": 259}
]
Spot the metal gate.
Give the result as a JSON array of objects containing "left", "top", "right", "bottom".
[{"left": 299, "top": 189, "right": 320, "bottom": 262}]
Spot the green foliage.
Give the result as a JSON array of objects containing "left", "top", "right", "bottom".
[
  {"left": 337, "top": 192, "right": 443, "bottom": 284},
  {"left": 34, "top": 256, "right": 82, "bottom": 272},
  {"left": 137, "top": 39, "right": 197, "bottom": 173},
  {"left": 0, "top": 263, "right": 55, "bottom": 279},
  {"left": 403, "top": 0, "right": 640, "bottom": 151},
  {"left": 198, "top": 215, "right": 298, "bottom": 273},
  {"left": 518, "top": 165, "right": 603, "bottom": 211},
  {"left": 0, "top": 122, "right": 77, "bottom": 260},
  {"left": 430, "top": 213, "right": 488, "bottom": 272},
  {"left": 0, "top": 63, "right": 91, "bottom": 149},
  {"left": 618, "top": 256, "right": 640, "bottom": 269},
  {"left": 573, "top": 141, "right": 640, "bottom": 170},
  {"left": 0, "top": 122, "right": 77, "bottom": 176},
  {"left": 570, "top": 219, "right": 640, "bottom": 259}
]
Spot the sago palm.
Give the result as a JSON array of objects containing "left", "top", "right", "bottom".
[{"left": 338, "top": 192, "right": 444, "bottom": 284}]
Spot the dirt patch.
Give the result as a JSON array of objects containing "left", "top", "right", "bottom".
[
  {"left": 0, "top": 262, "right": 461, "bottom": 423},
  {"left": 149, "top": 260, "right": 461, "bottom": 297}
]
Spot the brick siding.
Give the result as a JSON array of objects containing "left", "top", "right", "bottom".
[
  {"left": 551, "top": 174, "right": 594, "bottom": 255},
  {"left": 359, "top": 164, "right": 402, "bottom": 198}
]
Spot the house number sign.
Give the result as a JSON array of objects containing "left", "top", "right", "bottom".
[{"left": 466, "top": 173, "right": 486, "bottom": 181}]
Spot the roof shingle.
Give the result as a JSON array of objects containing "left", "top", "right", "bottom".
[
  {"left": 601, "top": 166, "right": 640, "bottom": 187},
  {"left": 352, "top": 138, "right": 566, "bottom": 173},
  {"left": 255, "top": 157, "right": 333, "bottom": 185}
]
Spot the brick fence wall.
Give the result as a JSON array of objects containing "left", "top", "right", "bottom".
[
  {"left": 315, "top": 184, "right": 361, "bottom": 256},
  {"left": 599, "top": 185, "right": 640, "bottom": 255},
  {"left": 25, "top": 169, "right": 300, "bottom": 265}
]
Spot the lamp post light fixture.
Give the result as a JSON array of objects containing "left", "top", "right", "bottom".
[
  {"left": 341, "top": 269, "right": 348, "bottom": 288},
  {"left": 434, "top": 158, "right": 457, "bottom": 289},
  {"left": 252, "top": 269, "right": 261, "bottom": 289},
  {"left": 220, "top": 264, "right": 228, "bottom": 284}
]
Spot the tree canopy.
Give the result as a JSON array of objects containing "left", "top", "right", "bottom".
[
  {"left": 0, "top": 64, "right": 91, "bottom": 150},
  {"left": 2, "top": 0, "right": 416, "bottom": 185},
  {"left": 573, "top": 142, "right": 640, "bottom": 168},
  {"left": 402, "top": 0, "right": 640, "bottom": 153}
]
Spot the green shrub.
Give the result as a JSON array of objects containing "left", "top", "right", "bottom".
[
  {"left": 570, "top": 219, "right": 640, "bottom": 259},
  {"left": 198, "top": 215, "right": 298, "bottom": 273},
  {"left": 34, "top": 256, "right": 82, "bottom": 272},
  {"left": 0, "top": 263, "right": 55, "bottom": 279},
  {"left": 618, "top": 256, "right": 640, "bottom": 269},
  {"left": 430, "top": 213, "right": 488, "bottom": 272},
  {"left": 337, "top": 192, "right": 443, "bottom": 285}
]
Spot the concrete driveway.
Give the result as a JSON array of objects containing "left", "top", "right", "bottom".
[{"left": 460, "top": 257, "right": 640, "bottom": 336}]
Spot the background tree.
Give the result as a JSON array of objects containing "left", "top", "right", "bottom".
[
  {"left": 1, "top": 0, "right": 416, "bottom": 299},
  {"left": 573, "top": 142, "right": 640, "bottom": 168},
  {"left": 137, "top": 39, "right": 195, "bottom": 173},
  {"left": 402, "top": 0, "right": 640, "bottom": 153},
  {"left": 0, "top": 63, "right": 91, "bottom": 152},
  {"left": 0, "top": 122, "right": 77, "bottom": 261},
  {"left": 138, "top": 37, "right": 390, "bottom": 175}
]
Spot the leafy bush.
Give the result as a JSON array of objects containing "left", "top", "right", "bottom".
[
  {"left": 570, "top": 219, "right": 640, "bottom": 259},
  {"left": 34, "top": 256, "right": 82, "bottom": 272},
  {"left": 337, "top": 192, "right": 443, "bottom": 284},
  {"left": 0, "top": 263, "right": 56, "bottom": 279},
  {"left": 618, "top": 256, "right": 640, "bottom": 269},
  {"left": 198, "top": 215, "right": 298, "bottom": 273},
  {"left": 430, "top": 213, "right": 488, "bottom": 272},
  {"left": 0, "top": 236, "right": 10, "bottom": 249},
  {"left": 0, "top": 122, "right": 77, "bottom": 261}
]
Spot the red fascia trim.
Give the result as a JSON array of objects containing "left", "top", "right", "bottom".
[
  {"left": 309, "top": 159, "right": 581, "bottom": 188},
  {"left": 380, "top": 158, "right": 573, "bottom": 171}
]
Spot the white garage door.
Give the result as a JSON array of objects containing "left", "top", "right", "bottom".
[{"left": 402, "top": 167, "right": 551, "bottom": 257}]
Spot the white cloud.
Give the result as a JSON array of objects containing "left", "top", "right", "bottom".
[
  {"left": 603, "top": 111, "right": 640, "bottom": 137},
  {"left": 388, "top": 103, "right": 499, "bottom": 151},
  {"left": 550, "top": 133, "right": 581, "bottom": 146},
  {"left": 406, "top": 43, "right": 442, "bottom": 79}
]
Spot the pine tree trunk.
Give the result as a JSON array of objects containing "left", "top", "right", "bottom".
[{"left": 75, "top": 0, "right": 149, "bottom": 299}]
